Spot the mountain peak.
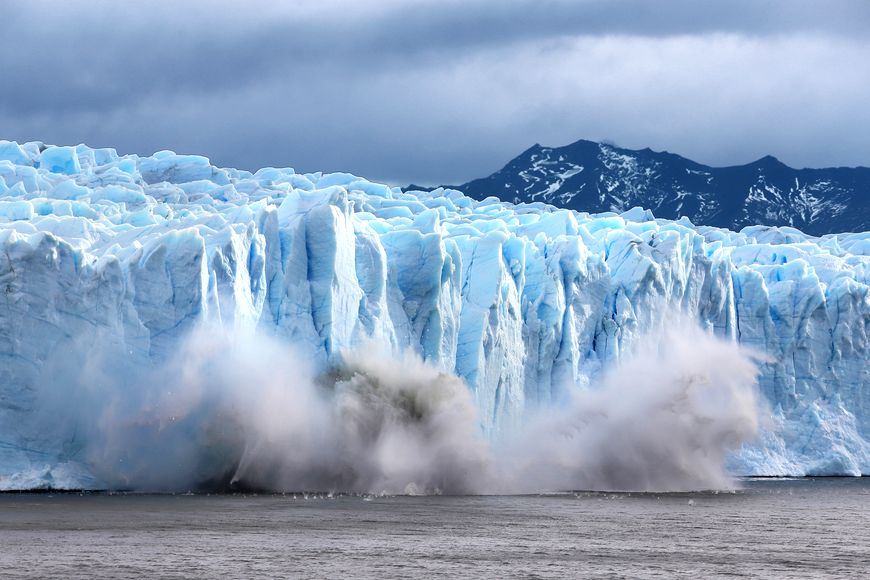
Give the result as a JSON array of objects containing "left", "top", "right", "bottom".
[{"left": 753, "top": 154, "right": 786, "bottom": 167}]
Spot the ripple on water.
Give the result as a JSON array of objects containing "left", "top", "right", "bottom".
[{"left": 0, "top": 478, "right": 868, "bottom": 579}]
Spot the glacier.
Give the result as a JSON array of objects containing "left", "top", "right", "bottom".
[{"left": 0, "top": 140, "right": 868, "bottom": 490}]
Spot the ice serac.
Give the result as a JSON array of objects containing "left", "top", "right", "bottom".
[{"left": 0, "top": 140, "right": 868, "bottom": 489}]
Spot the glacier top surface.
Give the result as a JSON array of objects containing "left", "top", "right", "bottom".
[{"left": 0, "top": 140, "right": 866, "bottom": 283}]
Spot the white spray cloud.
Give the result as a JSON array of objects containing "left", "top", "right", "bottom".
[
  {"left": 77, "top": 330, "right": 489, "bottom": 494},
  {"left": 60, "top": 321, "right": 764, "bottom": 494},
  {"left": 498, "top": 323, "right": 767, "bottom": 492}
]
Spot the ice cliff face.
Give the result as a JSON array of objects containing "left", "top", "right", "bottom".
[{"left": 0, "top": 140, "right": 868, "bottom": 489}]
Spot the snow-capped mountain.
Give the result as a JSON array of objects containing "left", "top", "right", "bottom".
[
  {"left": 0, "top": 140, "right": 868, "bottom": 490},
  {"left": 441, "top": 139, "right": 870, "bottom": 236}
]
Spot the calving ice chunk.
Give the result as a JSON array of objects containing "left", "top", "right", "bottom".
[{"left": 0, "top": 140, "right": 868, "bottom": 491}]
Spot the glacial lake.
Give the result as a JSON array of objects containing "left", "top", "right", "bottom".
[{"left": 1, "top": 478, "right": 868, "bottom": 579}]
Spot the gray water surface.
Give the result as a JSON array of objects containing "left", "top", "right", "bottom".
[{"left": 1, "top": 479, "right": 868, "bottom": 579}]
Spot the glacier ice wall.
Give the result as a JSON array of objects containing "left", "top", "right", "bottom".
[{"left": 0, "top": 140, "right": 867, "bottom": 488}]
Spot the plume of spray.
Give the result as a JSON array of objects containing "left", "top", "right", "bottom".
[
  {"left": 47, "top": 320, "right": 766, "bottom": 494},
  {"left": 78, "top": 328, "right": 490, "bottom": 494},
  {"left": 231, "top": 343, "right": 492, "bottom": 494},
  {"left": 497, "top": 322, "right": 768, "bottom": 492}
]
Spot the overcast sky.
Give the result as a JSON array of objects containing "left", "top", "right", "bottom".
[{"left": 2, "top": 0, "right": 869, "bottom": 185}]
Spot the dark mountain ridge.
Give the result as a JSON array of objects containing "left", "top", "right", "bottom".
[{"left": 414, "top": 139, "right": 869, "bottom": 235}]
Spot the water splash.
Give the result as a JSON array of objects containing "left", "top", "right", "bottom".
[
  {"left": 68, "top": 322, "right": 764, "bottom": 493},
  {"left": 498, "top": 323, "right": 766, "bottom": 492}
]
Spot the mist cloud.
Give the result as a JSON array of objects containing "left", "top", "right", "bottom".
[{"left": 37, "top": 322, "right": 765, "bottom": 494}]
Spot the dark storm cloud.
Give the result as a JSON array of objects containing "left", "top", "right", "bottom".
[
  {"left": 1, "top": 0, "right": 869, "bottom": 184},
  {"left": 3, "top": 0, "right": 867, "bottom": 111}
]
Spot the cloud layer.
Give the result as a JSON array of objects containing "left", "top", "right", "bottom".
[{"left": 2, "top": 0, "right": 869, "bottom": 184}]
